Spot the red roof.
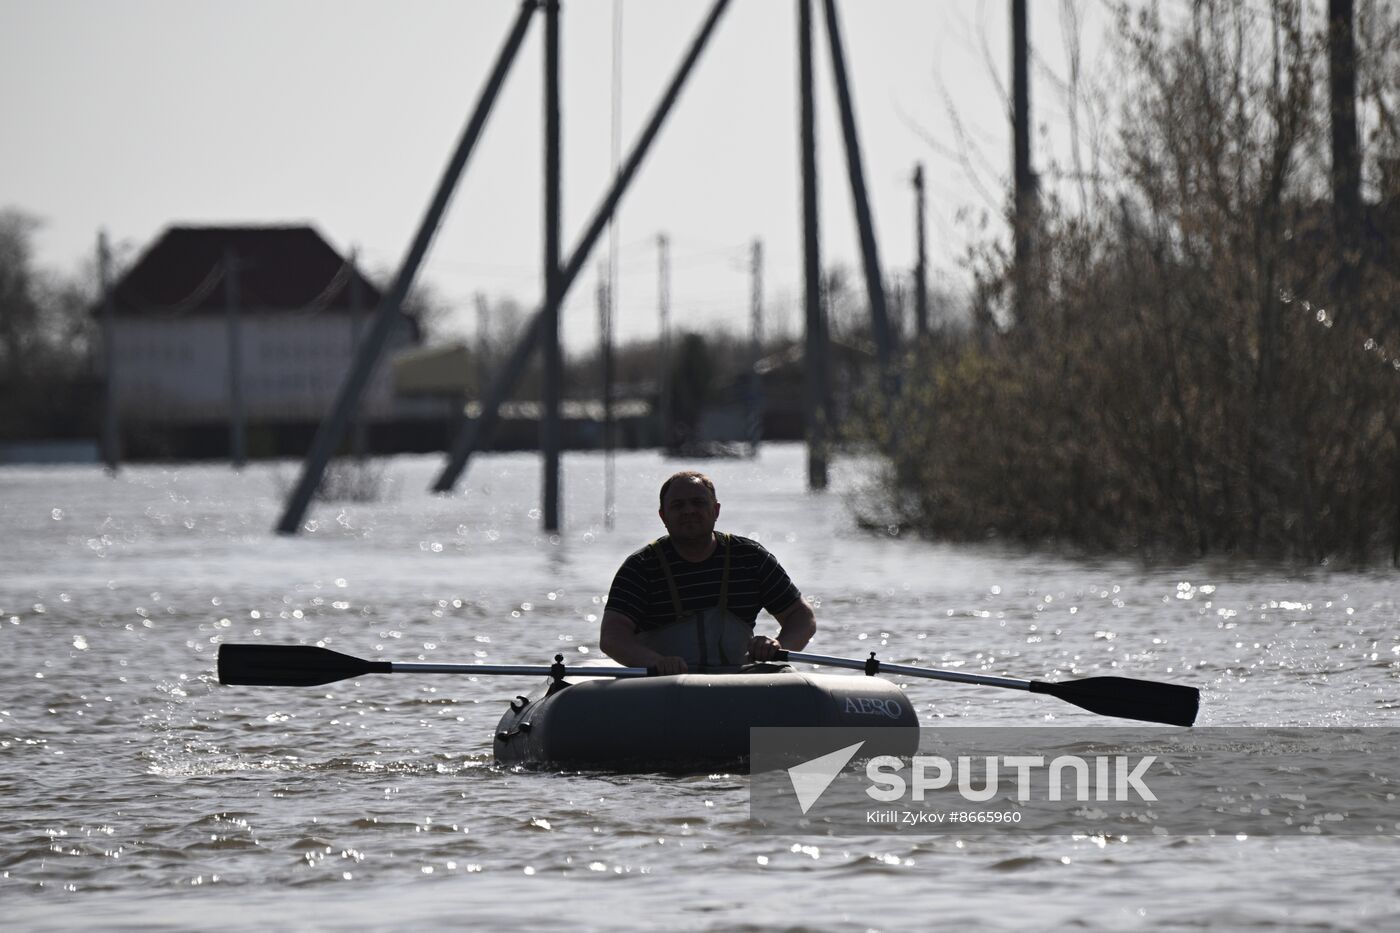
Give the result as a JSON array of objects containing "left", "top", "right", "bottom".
[{"left": 108, "top": 225, "right": 386, "bottom": 315}]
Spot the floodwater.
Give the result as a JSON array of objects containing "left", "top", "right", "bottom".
[{"left": 2, "top": 444, "right": 1397, "bottom": 931}]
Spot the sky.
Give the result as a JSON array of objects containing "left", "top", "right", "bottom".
[{"left": 1, "top": 0, "right": 1121, "bottom": 350}]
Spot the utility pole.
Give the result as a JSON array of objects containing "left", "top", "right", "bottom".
[
  {"left": 348, "top": 247, "right": 368, "bottom": 460},
  {"left": 657, "top": 232, "right": 673, "bottom": 451},
  {"left": 541, "top": 0, "right": 563, "bottom": 532},
  {"left": 889, "top": 276, "right": 905, "bottom": 338},
  {"left": 822, "top": 0, "right": 894, "bottom": 374},
  {"left": 747, "top": 238, "right": 764, "bottom": 457},
  {"left": 604, "top": 0, "right": 623, "bottom": 528},
  {"left": 98, "top": 231, "right": 120, "bottom": 474},
  {"left": 798, "top": 0, "right": 826, "bottom": 490},
  {"left": 475, "top": 292, "right": 492, "bottom": 395},
  {"left": 474, "top": 292, "right": 490, "bottom": 452},
  {"left": 913, "top": 163, "right": 928, "bottom": 337},
  {"left": 223, "top": 246, "right": 246, "bottom": 469},
  {"left": 1012, "top": 0, "right": 1037, "bottom": 327},
  {"left": 597, "top": 263, "right": 615, "bottom": 527}
]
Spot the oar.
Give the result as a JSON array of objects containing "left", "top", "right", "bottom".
[
  {"left": 217, "top": 643, "right": 651, "bottom": 688},
  {"left": 218, "top": 644, "right": 1199, "bottom": 726},
  {"left": 776, "top": 650, "right": 1199, "bottom": 727}
]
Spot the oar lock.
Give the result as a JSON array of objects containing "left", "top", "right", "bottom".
[
  {"left": 499, "top": 694, "right": 535, "bottom": 742},
  {"left": 864, "top": 652, "right": 881, "bottom": 676},
  {"left": 544, "top": 654, "right": 574, "bottom": 695}
]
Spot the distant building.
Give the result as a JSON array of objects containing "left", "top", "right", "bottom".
[
  {"left": 102, "top": 224, "right": 442, "bottom": 458},
  {"left": 390, "top": 342, "right": 662, "bottom": 450}
]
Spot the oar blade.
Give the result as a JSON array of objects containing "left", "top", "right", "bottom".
[
  {"left": 1031, "top": 676, "right": 1200, "bottom": 727},
  {"left": 217, "top": 643, "right": 390, "bottom": 687}
]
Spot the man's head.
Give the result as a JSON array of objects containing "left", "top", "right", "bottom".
[
  {"left": 658, "top": 470, "right": 716, "bottom": 510},
  {"left": 658, "top": 471, "right": 720, "bottom": 545}
]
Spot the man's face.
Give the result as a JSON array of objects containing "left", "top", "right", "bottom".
[{"left": 659, "top": 479, "right": 720, "bottom": 543}]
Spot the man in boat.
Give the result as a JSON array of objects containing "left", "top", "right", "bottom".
[{"left": 599, "top": 470, "right": 817, "bottom": 675}]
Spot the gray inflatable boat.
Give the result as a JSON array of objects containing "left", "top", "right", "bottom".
[{"left": 493, "top": 668, "right": 920, "bottom": 773}]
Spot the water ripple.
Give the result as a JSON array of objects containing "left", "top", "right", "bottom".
[{"left": 1, "top": 450, "right": 1393, "bottom": 928}]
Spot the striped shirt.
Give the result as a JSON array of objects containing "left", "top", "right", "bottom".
[{"left": 605, "top": 533, "right": 801, "bottom": 632}]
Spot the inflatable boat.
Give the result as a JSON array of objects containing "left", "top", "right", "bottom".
[{"left": 492, "top": 667, "right": 920, "bottom": 773}]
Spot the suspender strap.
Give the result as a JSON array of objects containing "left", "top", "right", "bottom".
[
  {"left": 715, "top": 533, "right": 733, "bottom": 665},
  {"left": 650, "top": 539, "right": 685, "bottom": 618},
  {"left": 717, "top": 533, "right": 731, "bottom": 613}
]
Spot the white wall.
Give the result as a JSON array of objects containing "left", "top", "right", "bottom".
[{"left": 111, "top": 312, "right": 418, "bottom": 423}]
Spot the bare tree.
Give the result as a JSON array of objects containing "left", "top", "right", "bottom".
[{"left": 861, "top": 0, "right": 1400, "bottom": 562}]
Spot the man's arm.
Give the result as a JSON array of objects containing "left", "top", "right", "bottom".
[
  {"left": 774, "top": 596, "right": 817, "bottom": 649},
  {"left": 599, "top": 609, "right": 688, "bottom": 675},
  {"left": 750, "top": 596, "right": 817, "bottom": 661}
]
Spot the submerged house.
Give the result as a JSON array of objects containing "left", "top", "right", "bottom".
[{"left": 103, "top": 225, "right": 445, "bottom": 458}]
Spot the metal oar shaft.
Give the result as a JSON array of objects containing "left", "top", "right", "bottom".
[
  {"left": 778, "top": 649, "right": 1199, "bottom": 726},
  {"left": 780, "top": 650, "right": 1033, "bottom": 691},
  {"left": 391, "top": 662, "right": 651, "bottom": 678}
]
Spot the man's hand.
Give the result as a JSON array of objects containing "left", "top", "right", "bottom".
[
  {"left": 749, "top": 635, "right": 783, "bottom": 662},
  {"left": 653, "top": 655, "right": 688, "bottom": 676},
  {"left": 601, "top": 610, "right": 687, "bottom": 674}
]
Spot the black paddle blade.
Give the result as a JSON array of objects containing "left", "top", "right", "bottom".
[
  {"left": 217, "top": 643, "right": 391, "bottom": 687},
  {"left": 1030, "top": 676, "right": 1200, "bottom": 727}
]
